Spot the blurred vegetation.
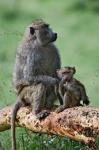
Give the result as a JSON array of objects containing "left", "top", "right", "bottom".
[
  {"left": 73, "top": 0, "right": 99, "bottom": 12},
  {"left": 0, "top": 0, "right": 99, "bottom": 149}
]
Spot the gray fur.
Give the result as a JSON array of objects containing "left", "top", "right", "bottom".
[
  {"left": 11, "top": 20, "right": 61, "bottom": 150},
  {"left": 56, "top": 67, "right": 90, "bottom": 113}
]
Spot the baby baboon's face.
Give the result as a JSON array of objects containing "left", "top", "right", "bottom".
[{"left": 56, "top": 67, "right": 76, "bottom": 80}]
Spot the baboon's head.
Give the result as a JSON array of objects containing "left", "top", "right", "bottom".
[
  {"left": 25, "top": 20, "right": 57, "bottom": 46},
  {"left": 56, "top": 66, "right": 76, "bottom": 80}
]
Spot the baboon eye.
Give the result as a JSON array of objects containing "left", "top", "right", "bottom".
[{"left": 30, "top": 27, "right": 35, "bottom": 35}]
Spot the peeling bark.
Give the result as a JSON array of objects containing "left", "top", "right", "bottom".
[{"left": 0, "top": 106, "right": 99, "bottom": 145}]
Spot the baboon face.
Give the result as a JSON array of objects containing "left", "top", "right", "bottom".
[
  {"left": 56, "top": 67, "right": 76, "bottom": 80},
  {"left": 35, "top": 24, "right": 57, "bottom": 46},
  {"left": 28, "top": 22, "right": 57, "bottom": 46}
]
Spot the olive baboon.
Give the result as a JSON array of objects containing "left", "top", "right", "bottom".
[
  {"left": 12, "top": 20, "right": 61, "bottom": 150},
  {"left": 55, "top": 66, "right": 90, "bottom": 113}
]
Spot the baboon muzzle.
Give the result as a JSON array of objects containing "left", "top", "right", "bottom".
[{"left": 51, "top": 33, "right": 57, "bottom": 42}]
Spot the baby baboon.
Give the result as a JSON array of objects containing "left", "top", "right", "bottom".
[
  {"left": 55, "top": 66, "right": 90, "bottom": 113},
  {"left": 12, "top": 20, "right": 61, "bottom": 150}
]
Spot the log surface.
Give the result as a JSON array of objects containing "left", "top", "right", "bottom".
[{"left": 0, "top": 106, "right": 99, "bottom": 144}]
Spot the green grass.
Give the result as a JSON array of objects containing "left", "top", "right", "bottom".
[{"left": 0, "top": 0, "right": 99, "bottom": 149}]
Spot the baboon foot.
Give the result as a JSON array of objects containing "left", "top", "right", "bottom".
[{"left": 36, "top": 110, "right": 50, "bottom": 120}]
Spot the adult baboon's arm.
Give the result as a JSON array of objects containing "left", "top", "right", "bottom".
[{"left": 31, "top": 75, "right": 58, "bottom": 85}]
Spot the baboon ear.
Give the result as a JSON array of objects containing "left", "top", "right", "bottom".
[
  {"left": 73, "top": 67, "right": 76, "bottom": 74},
  {"left": 30, "top": 27, "right": 35, "bottom": 35}
]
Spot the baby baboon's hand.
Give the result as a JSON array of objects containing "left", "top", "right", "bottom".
[{"left": 83, "top": 97, "right": 90, "bottom": 105}]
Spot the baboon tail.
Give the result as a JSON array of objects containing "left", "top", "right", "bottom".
[{"left": 11, "top": 100, "right": 23, "bottom": 150}]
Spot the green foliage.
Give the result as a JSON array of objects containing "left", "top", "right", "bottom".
[
  {"left": 0, "top": 0, "right": 99, "bottom": 149},
  {"left": 0, "top": 130, "right": 90, "bottom": 150},
  {"left": 72, "top": 0, "right": 99, "bottom": 12}
]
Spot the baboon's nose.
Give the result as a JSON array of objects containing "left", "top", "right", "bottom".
[
  {"left": 54, "top": 33, "right": 57, "bottom": 38},
  {"left": 53, "top": 33, "right": 57, "bottom": 41},
  {"left": 51, "top": 33, "right": 57, "bottom": 42}
]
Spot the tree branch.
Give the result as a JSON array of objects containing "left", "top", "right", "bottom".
[{"left": 0, "top": 106, "right": 99, "bottom": 145}]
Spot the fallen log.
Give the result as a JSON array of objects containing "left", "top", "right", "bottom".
[{"left": 0, "top": 106, "right": 99, "bottom": 145}]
